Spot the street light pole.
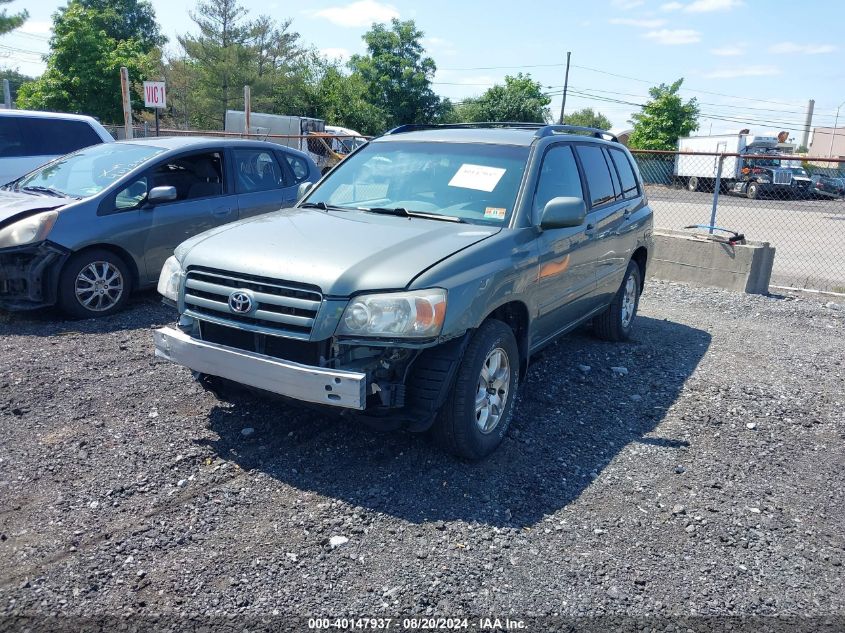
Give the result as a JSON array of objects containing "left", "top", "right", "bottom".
[{"left": 828, "top": 100, "right": 845, "bottom": 158}]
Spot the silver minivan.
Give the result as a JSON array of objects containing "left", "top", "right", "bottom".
[{"left": 0, "top": 110, "right": 113, "bottom": 185}]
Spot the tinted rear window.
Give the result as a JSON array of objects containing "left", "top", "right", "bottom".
[
  {"left": 608, "top": 147, "right": 640, "bottom": 199},
  {"left": 0, "top": 116, "right": 104, "bottom": 158},
  {"left": 576, "top": 144, "right": 616, "bottom": 207}
]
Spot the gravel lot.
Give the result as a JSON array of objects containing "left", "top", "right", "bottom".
[{"left": 1, "top": 281, "right": 844, "bottom": 630}]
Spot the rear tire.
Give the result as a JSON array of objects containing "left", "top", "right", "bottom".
[
  {"left": 594, "top": 261, "right": 641, "bottom": 342},
  {"left": 431, "top": 319, "right": 519, "bottom": 460},
  {"left": 57, "top": 249, "right": 132, "bottom": 319},
  {"left": 687, "top": 176, "right": 700, "bottom": 192}
]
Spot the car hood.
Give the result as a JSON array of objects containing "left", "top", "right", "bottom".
[
  {"left": 176, "top": 207, "right": 500, "bottom": 296},
  {"left": 0, "top": 191, "right": 71, "bottom": 226}
]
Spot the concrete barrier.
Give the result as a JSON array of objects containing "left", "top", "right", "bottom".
[{"left": 648, "top": 228, "right": 776, "bottom": 294}]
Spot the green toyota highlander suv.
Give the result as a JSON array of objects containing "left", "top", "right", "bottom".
[{"left": 153, "top": 123, "right": 653, "bottom": 459}]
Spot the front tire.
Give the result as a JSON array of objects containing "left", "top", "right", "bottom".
[
  {"left": 431, "top": 319, "right": 519, "bottom": 460},
  {"left": 594, "top": 261, "right": 641, "bottom": 342},
  {"left": 746, "top": 182, "right": 759, "bottom": 199},
  {"left": 57, "top": 249, "right": 132, "bottom": 319}
]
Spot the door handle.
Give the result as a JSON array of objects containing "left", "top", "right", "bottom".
[
  {"left": 212, "top": 207, "right": 233, "bottom": 216},
  {"left": 585, "top": 223, "right": 596, "bottom": 235}
]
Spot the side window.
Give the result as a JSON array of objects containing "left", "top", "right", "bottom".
[
  {"left": 114, "top": 177, "right": 148, "bottom": 210},
  {"left": 284, "top": 153, "right": 310, "bottom": 184},
  {"left": 233, "top": 149, "right": 285, "bottom": 193},
  {"left": 576, "top": 145, "right": 616, "bottom": 207},
  {"left": 28, "top": 119, "right": 103, "bottom": 156},
  {"left": 0, "top": 117, "right": 25, "bottom": 157},
  {"left": 603, "top": 148, "right": 623, "bottom": 201},
  {"left": 608, "top": 148, "right": 640, "bottom": 199},
  {"left": 148, "top": 151, "right": 224, "bottom": 202},
  {"left": 533, "top": 145, "right": 584, "bottom": 218}
]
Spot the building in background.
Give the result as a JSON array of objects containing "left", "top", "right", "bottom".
[{"left": 809, "top": 127, "right": 845, "bottom": 158}]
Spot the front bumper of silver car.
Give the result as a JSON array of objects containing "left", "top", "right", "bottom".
[{"left": 153, "top": 327, "right": 367, "bottom": 410}]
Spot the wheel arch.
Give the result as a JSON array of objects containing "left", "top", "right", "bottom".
[
  {"left": 484, "top": 300, "right": 530, "bottom": 378},
  {"left": 58, "top": 243, "right": 141, "bottom": 292},
  {"left": 631, "top": 246, "right": 648, "bottom": 292}
]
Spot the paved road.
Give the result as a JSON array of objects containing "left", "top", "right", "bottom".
[{"left": 645, "top": 185, "right": 845, "bottom": 291}]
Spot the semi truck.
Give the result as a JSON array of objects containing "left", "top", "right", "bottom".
[
  {"left": 674, "top": 133, "right": 812, "bottom": 199},
  {"left": 224, "top": 111, "right": 365, "bottom": 173}
]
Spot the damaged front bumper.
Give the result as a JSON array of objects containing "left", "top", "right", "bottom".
[
  {"left": 154, "top": 326, "right": 368, "bottom": 410},
  {"left": 0, "top": 241, "right": 68, "bottom": 311}
]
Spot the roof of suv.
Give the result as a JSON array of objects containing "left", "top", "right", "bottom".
[
  {"left": 374, "top": 123, "right": 619, "bottom": 147},
  {"left": 0, "top": 109, "right": 101, "bottom": 123}
]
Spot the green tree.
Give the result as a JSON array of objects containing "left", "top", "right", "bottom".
[
  {"left": 349, "top": 19, "right": 441, "bottom": 127},
  {"left": 17, "top": 1, "right": 156, "bottom": 122},
  {"left": 563, "top": 107, "right": 612, "bottom": 130},
  {"left": 0, "top": 67, "right": 33, "bottom": 104},
  {"left": 628, "top": 79, "right": 699, "bottom": 150},
  {"left": 55, "top": 0, "right": 165, "bottom": 52},
  {"left": 454, "top": 74, "right": 550, "bottom": 123},
  {"left": 0, "top": 0, "right": 27, "bottom": 36},
  {"left": 314, "top": 63, "right": 386, "bottom": 136},
  {"left": 177, "top": 0, "right": 255, "bottom": 128}
]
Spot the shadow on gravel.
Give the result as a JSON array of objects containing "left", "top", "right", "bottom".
[
  {"left": 0, "top": 291, "right": 173, "bottom": 336},
  {"left": 200, "top": 316, "right": 710, "bottom": 528}
]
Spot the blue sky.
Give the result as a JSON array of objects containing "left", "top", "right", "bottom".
[{"left": 3, "top": 0, "right": 843, "bottom": 142}]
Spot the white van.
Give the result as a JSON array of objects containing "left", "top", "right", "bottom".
[{"left": 0, "top": 110, "right": 113, "bottom": 185}]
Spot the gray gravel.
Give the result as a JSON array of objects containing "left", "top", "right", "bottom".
[{"left": 1, "top": 281, "right": 843, "bottom": 629}]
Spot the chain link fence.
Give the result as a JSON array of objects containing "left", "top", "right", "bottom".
[{"left": 632, "top": 151, "right": 845, "bottom": 293}]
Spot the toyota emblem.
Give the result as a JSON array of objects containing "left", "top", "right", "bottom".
[{"left": 228, "top": 290, "right": 253, "bottom": 314}]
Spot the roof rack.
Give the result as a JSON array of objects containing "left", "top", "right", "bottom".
[{"left": 383, "top": 122, "right": 618, "bottom": 142}]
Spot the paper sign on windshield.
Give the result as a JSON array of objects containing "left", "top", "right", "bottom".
[{"left": 448, "top": 164, "right": 506, "bottom": 192}]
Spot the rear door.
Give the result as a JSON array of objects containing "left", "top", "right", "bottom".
[
  {"left": 231, "top": 147, "right": 295, "bottom": 219},
  {"left": 137, "top": 149, "right": 237, "bottom": 281},
  {"left": 574, "top": 144, "right": 629, "bottom": 300},
  {"left": 532, "top": 143, "right": 601, "bottom": 346}
]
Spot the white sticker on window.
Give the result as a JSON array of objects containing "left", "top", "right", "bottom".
[{"left": 448, "top": 164, "right": 506, "bottom": 192}]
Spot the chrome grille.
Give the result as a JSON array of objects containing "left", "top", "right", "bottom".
[
  {"left": 773, "top": 170, "right": 792, "bottom": 185},
  {"left": 183, "top": 269, "right": 322, "bottom": 340}
]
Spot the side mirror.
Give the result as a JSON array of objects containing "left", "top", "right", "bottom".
[
  {"left": 147, "top": 185, "right": 177, "bottom": 204},
  {"left": 297, "top": 181, "right": 314, "bottom": 201},
  {"left": 539, "top": 196, "right": 587, "bottom": 230}
]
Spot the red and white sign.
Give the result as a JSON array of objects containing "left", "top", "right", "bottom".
[{"left": 143, "top": 81, "right": 167, "bottom": 109}]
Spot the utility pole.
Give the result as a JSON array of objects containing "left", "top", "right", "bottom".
[
  {"left": 120, "top": 67, "right": 133, "bottom": 139},
  {"left": 801, "top": 99, "right": 814, "bottom": 150},
  {"left": 244, "top": 85, "right": 251, "bottom": 138},
  {"left": 829, "top": 100, "right": 845, "bottom": 159},
  {"left": 2, "top": 79, "right": 11, "bottom": 109},
  {"left": 558, "top": 51, "right": 571, "bottom": 125}
]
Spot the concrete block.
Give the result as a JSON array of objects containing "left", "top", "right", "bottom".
[{"left": 648, "top": 228, "right": 776, "bottom": 294}]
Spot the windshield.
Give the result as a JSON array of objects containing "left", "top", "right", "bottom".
[
  {"left": 789, "top": 168, "right": 808, "bottom": 177},
  {"left": 15, "top": 143, "right": 166, "bottom": 198},
  {"left": 306, "top": 141, "right": 529, "bottom": 225}
]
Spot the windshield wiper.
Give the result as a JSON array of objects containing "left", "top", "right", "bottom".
[
  {"left": 359, "top": 207, "right": 466, "bottom": 223},
  {"left": 21, "top": 185, "right": 69, "bottom": 198},
  {"left": 298, "top": 201, "right": 352, "bottom": 211}
]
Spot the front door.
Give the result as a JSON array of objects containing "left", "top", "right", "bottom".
[
  {"left": 531, "top": 143, "right": 600, "bottom": 346},
  {"left": 139, "top": 150, "right": 236, "bottom": 281}
]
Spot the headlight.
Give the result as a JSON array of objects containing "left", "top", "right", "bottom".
[
  {"left": 0, "top": 211, "right": 58, "bottom": 248},
  {"left": 336, "top": 289, "right": 447, "bottom": 339},
  {"left": 157, "top": 255, "right": 183, "bottom": 302},
  {"left": 756, "top": 177, "right": 770, "bottom": 183}
]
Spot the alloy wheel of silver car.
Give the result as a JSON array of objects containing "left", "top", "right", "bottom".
[
  {"left": 621, "top": 274, "right": 638, "bottom": 328},
  {"left": 475, "top": 347, "right": 511, "bottom": 434},
  {"left": 74, "top": 261, "right": 125, "bottom": 312}
]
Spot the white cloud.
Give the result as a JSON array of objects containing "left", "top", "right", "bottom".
[
  {"left": 685, "top": 0, "right": 743, "bottom": 11},
  {"left": 610, "top": 18, "right": 667, "bottom": 28},
  {"left": 422, "top": 36, "right": 457, "bottom": 56},
  {"left": 644, "top": 29, "right": 701, "bottom": 45},
  {"left": 320, "top": 47, "right": 352, "bottom": 62},
  {"left": 18, "top": 20, "right": 52, "bottom": 35},
  {"left": 710, "top": 45, "right": 745, "bottom": 56},
  {"left": 768, "top": 41, "right": 837, "bottom": 55},
  {"left": 312, "top": 1, "right": 399, "bottom": 28},
  {"left": 611, "top": 0, "right": 645, "bottom": 9},
  {"left": 704, "top": 65, "right": 781, "bottom": 79},
  {"left": 661, "top": 0, "right": 742, "bottom": 11}
]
